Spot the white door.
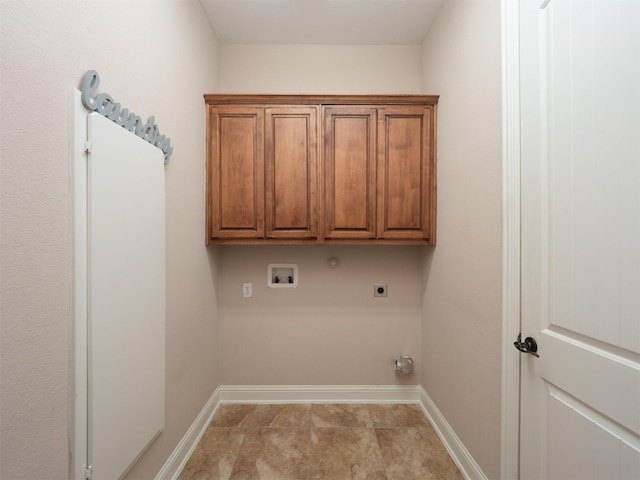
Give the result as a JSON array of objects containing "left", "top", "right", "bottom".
[{"left": 519, "top": 0, "right": 640, "bottom": 478}]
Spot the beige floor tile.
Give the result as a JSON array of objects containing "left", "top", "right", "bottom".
[
  {"left": 311, "top": 403, "right": 372, "bottom": 427},
  {"left": 367, "top": 403, "right": 430, "bottom": 428},
  {"left": 180, "top": 404, "right": 466, "bottom": 480},
  {"left": 210, "top": 404, "right": 257, "bottom": 427},
  {"left": 178, "top": 427, "right": 246, "bottom": 480},
  {"left": 242, "top": 404, "right": 312, "bottom": 428},
  {"left": 375, "top": 426, "right": 464, "bottom": 480},
  {"left": 309, "top": 427, "right": 387, "bottom": 480},
  {"left": 229, "top": 428, "right": 310, "bottom": 480}
]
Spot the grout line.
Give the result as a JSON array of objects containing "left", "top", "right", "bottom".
[{"left": 370, "top": 422, "right": 391, "bottom": 480}]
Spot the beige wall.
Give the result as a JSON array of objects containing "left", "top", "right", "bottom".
[
  {"left": 0, "top": 2, "right": 220, "bottom": 478},
  {"left": 219, "top": 44, "right": 423, "bottom": 93},
  {"left": 420, "top": 1, "right": 503, "bottom": 478},
  {"left": 216, "top": 44, "right": 424, "bottom": 385},
  {"left": 218, "top": 246, "right": 422, "bottom": 385}
]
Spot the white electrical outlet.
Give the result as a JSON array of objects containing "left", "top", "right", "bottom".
[{"left": 242, "top": 283, "right": 252, "bottom": 298}]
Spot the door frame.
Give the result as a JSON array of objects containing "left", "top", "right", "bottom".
[{"left": 500, "top": 0, "right": 521, "bottom": 478}]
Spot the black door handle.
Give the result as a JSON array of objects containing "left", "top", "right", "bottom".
[{"left": 514, "top": 333, "right": 539, "bottom": 357}]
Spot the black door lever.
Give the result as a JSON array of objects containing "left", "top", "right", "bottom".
[{"left": 514, "top": 333, "right": 540, "bottom": 358}]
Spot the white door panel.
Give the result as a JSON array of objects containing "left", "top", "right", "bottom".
[
  {"left": 542, "top": 0, "right": 640, "bottom": 353},
  {"left": 520, "top": 0, "right": 640, "bottom": 478},
  {"left": 546, "top": 383, "right": 638, "bottom": 480}
]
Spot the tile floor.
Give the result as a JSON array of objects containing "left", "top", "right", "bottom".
[{"left": 178, "top": 403, "right": 464, "bottom": 480}]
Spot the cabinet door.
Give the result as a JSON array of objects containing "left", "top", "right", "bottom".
[
  {"left": 323, "top": 107, "right": 377, "bottom": 239},
  {"left": 265, "top": 107, "right": 318, "bottom": 239},
  {"left": 377, "top": 107, "right": 436, "bottom": 243},
  {"left": 208, "top": 106, "right": 264, "bottom": 240}
]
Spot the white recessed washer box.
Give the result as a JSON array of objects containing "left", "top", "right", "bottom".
[{"left": 267, "top": 264, "right": 298, "bottom": 288}]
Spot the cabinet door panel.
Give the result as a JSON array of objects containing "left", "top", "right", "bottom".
[
  {"left": 265, "top": 108, "right": 318, "bottom": 239},
  {"left": 208, "top": 107, "right": 264, "bottom": 239},
  {"left": 378, "top": 107, "right": 435, "bottom": 242},
  {"left": 323, "top": 107, "right": 377, "bottom": 239}
]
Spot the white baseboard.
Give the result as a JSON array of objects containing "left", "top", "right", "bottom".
[
  {"left": 218, "top": 384, "right": 422, "bottom": 403},
  {"left": 154, "top": 388, "right": 221, "bottom": 480},
  {"left": 418, "top": 387, "right": 488, "bottom": 480},
  {"left": 156, "top": 385, "right": 486, "bottom": 480}
]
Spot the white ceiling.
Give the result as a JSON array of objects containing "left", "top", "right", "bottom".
[{"left": 199, "top": 0, "right": 444, "bottom": 45}]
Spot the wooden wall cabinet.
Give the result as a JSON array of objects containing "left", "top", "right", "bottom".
[
  {"left": 265, "top": 107, "right": 318, "bottom": 240},
  {"left": 377, "top": 107, "right": 436, "bottom": 241},
  {"left": 208, "top": 106, "right": 264, "bottom": 239},
  {"left": 207, "top": 104, "right": 317, "bottom": 242},
  {"left": 323, "top": 107, "right": 377, "bottom": 240},
  {"left": 205, "top": 95, "right": 438, "bottom": 245}
]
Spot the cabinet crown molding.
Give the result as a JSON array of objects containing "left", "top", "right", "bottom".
[{"left": 204, "top": 94, "right": 439, "bottom": 106}]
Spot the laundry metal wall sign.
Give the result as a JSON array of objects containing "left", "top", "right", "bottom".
[{"left": 80, "top": 70, "right": 173, "bottom": 164}]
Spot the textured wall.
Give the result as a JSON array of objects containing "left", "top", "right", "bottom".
[
  {"left": 219, "top": 44, "right": 423, "bottom": 94},
  {"left": 0, "top": 2, "right": 220, "bottom": 478},
  {"left": 218, "top": 246, "right": 422, "bottom": 385},
  {"left": 420, "top": 1, "right": 503, "bottom": 478},
  {"left": 216, "top": 44, "right": 424, "bottom": 386}
]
